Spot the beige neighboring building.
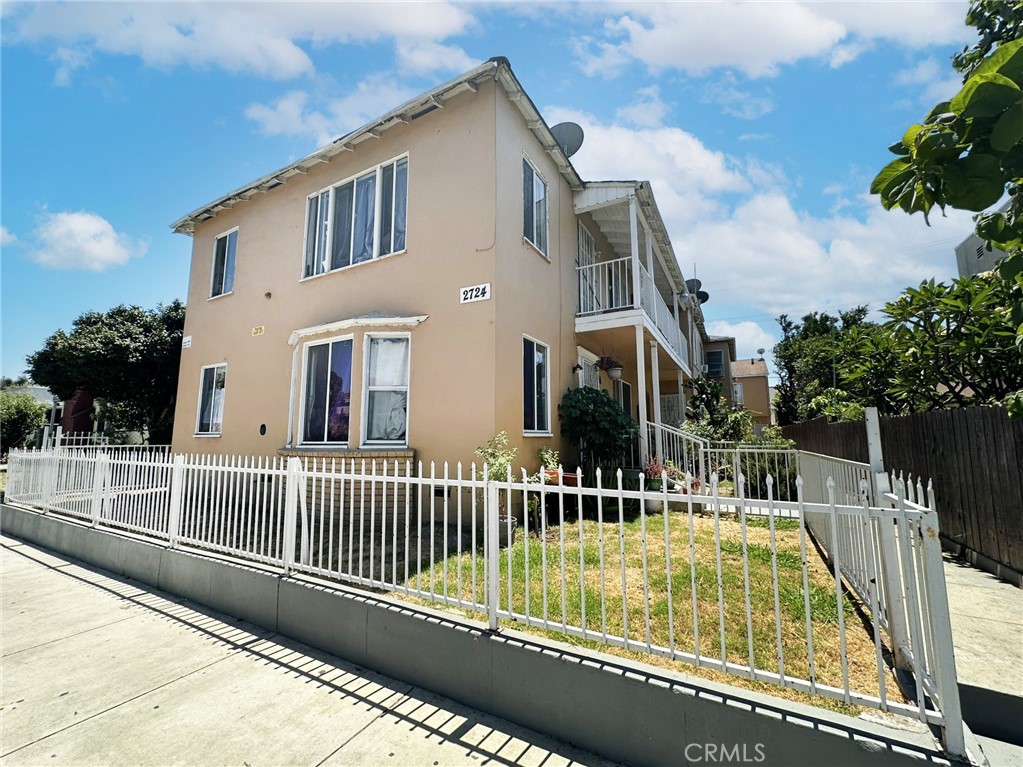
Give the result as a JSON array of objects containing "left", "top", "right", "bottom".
[
  {"left": 731, "top": 358, "right": 771, "bottom": 427},
  {"left": 169, "top": 57, "right": 719, "bottom": 470},
  {"left": 702, "top": 336, "right": 737, "bottom": 406}
]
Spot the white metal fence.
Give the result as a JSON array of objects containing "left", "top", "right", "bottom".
[{"left": 3, "top": 448, "right": 965, "bottom": 757}]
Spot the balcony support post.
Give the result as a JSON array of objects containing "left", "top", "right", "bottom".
[
  {"left": 629, "top": 195, "right": 640, "bottom": 310},
  {"left": 635, "top": 323, "right": 649, "bottom": 465},
  {"left": 650, "top": 340, "right": 663, "bottom": 462}
]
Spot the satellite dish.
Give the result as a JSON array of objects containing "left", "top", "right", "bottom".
[
  {"left": 757, "top": 348, "right": 766, "bottom": 357},
  {"left": 551, "top": 122, "right": 584, "bottom": 158},
  {"left": 685, "top": 278, "right": 702, "bottom": 294},
  {"left": 696, "top": 290, "right": 710, "bottom": 304}
]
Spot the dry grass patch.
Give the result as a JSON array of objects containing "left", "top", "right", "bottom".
[{"left": 406, "top": 508, "right": 906, "bottom": 716}]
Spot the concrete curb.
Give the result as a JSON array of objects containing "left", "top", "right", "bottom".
[{"left": 1, "top": 503, "right": 970, "bottom": 767}]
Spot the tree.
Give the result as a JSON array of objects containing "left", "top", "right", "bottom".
[
  {"left": 0, "top": 376, "right": 31, "bottom": 389},
  {"left": 871, "top": 1, "right": 1023, "bottom": 349},
  {"left": 0, "top": 391, "right": 46, "bottom": 456},
  {"left": 838, "top": 272, "right": 1023, "bottom": 413},
  {"left": 27, "top": 302, "right": 185, "bottom": 444},
  {"left": 772, "top": 307, "right": 870, "bottom": 425}
]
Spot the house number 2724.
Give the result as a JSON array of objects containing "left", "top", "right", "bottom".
[{"left": 459, "top": 283, "right": 491, "bottom": 304}]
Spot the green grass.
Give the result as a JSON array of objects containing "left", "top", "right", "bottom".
[{"left": 406, "top": 509, "right": 893, "bottom": 716}]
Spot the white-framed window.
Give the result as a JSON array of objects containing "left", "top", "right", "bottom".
[
  {"left": 210, "top": 228, "right": 237, "bottom": 298},
  {"left": 363, "top": 334, "right": 410, "bottom": 445},
  {"left": 523, "top": 336, "right": 550, "bottom": 434},
  {"left": 522, "top": 157, "right": 548, "bottom": 256},
  {"left": 732, "top": 382, "right": 744, "bottom": 405},
  {"left": 615, "top": 379, "right": 633, "bottom": 421},
  {"left": 195, "top": 364, "right": 227, "bottom": 436},
  {"left": 303, "top": 155, "right": 409, "bottom": 279},
  {"left": 706, "top": 349, "right": 724, "bottom": 378},
  {"left": 300, "top": 337, "right": 354, "bottom": 444},
  {"left": 576, "top": 346, "right": 600, "bottom": 389}
]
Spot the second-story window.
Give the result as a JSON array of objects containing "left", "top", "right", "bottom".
[
  {"left": 706, "top": 350, "right": 724, "bottom": 378},
  {"left": 522, "top": 158, "right": 548, "bottom": 256},
  {"left": 210, "top": 229, "right": 237, "bottom": 298},
  {"left": 304, "top": 156, "right": 408, "bottom": 279}
]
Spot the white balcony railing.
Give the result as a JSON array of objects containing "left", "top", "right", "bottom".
[{"left": 577, "top": 258, "right": 690, "bottom": 369}]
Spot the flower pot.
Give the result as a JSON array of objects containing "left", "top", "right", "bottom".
[
  {"left": 607, "top": 366, "right": 623, "bottom": 380},
  {"left": 545, "top": 470, "right": 579, "bottom": 487}
]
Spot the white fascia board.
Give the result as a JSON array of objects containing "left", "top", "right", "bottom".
[
  {"left": 288, "top": 315, "right": 429, "bottom": 346},
  {"left": 171, "top": 58, "right": 585, "bottom": 235}
]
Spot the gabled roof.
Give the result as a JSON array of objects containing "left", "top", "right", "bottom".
[{"left": 171, "top": 57, "right": 584, "bottom": 235}]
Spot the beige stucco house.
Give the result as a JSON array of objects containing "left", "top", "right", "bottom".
[
  {"left": 169, "top": 57, "right": 719, "bottom": 470},
  {"left": 731, "top": 358, "right": 771, "bottom": 427}
]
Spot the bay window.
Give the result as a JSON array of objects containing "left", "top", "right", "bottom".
[
  {"left": 304, "top": 156, "right": 409, "bottom": 278},
  {"left": 364, "top": 335, "right": 410, "bottom": 444},
  {"left": 301, "top": 338, "right": 354, "bottom": 443}
]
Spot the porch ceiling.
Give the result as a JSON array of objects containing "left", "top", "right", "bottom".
[{"left": 582, "top": 184, "right": 683, "bottom": 304}]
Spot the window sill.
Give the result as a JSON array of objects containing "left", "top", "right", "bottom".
[
  {"left": 522, "top": 237, "right": 550, "bottom": 262},
  {"left": 523, "top": 432, "right": 553, "bottom": 438},
  {"left": 207, "top": 291, "right": 233, "bottom": 302},
  {"left": 194, "top": 433, "right": 222, "bottom": 438},
  {"left": 299, "top": 248, "right": 408, "bottom": 283}
]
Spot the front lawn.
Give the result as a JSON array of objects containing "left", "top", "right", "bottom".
[{"left": 408, "top": 506, "right": 901, "bottom": 716}]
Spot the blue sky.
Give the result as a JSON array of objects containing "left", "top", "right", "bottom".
[{"left": 1, "top": 1, "right": 980, "bottom": 381}]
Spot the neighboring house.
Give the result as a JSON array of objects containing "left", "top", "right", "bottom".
[
  {"left": 703, "top": 336, "right": 737, "bottom": 406},
  {"left": 954, "top": 201, "right": 1009, "bottom": 277},
  {"left": 6, "top": 386, "right": 101, "bottom": 446},
  {"left": 731, "top": 358, "right": 771, "bottom": 427},
  {"left": 169, "top": 57, "right": 721, "bottom": 469}
]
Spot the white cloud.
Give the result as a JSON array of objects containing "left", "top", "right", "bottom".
[
  {"left": 396, "top": 40, "right": 478, "bottom": 76},
  {"left": 246, "top": 74, "right": 420, "bottom": 146},
  {"left": 7, "top": 2, "right": 474, "bottom": 82},
  {"left": 27, "top": 212, "right": 148, "bottom": 272},
  {"left": 896, "top": 58, "right": 962, "bottom": 105},
  {"left": 615, "top": 85, "right": 669, "bottom": 128},
  {"left": 547, "top": 107, "right": 972, "bottom": 328},
  {"left": 705, "top": 320, "right": 778, "bottom": 364},
  {"left": 573, "top": 1, "right": 971, "bottom": 79},
  {"left": 0, "top": 226, "right": 17, "bottom": 247},
  {"left": 51, "top": 46, "right": 90, "bottom": 87},
  {"left": 702, "top": 78, "right": 775, "bottom": 120},
  {"left": 545, "top": 106, "right": 748, "bottom": 230}
]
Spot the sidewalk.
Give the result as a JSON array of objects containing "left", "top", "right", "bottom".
[
  {"left": 943, "top": 551, "right": 1023, "bottom": 752},
  {"left": 0, "top": 535, "right": 616, "bottom": 767}
]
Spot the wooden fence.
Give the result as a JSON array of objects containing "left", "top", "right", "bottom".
[{"left": 784, "top": 406, "right": 1023, "bottom": 577}]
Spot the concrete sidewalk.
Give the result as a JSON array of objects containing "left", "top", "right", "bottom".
[
  {"left": 943, "top": 552, "right": 1023, "bottom": 752},
  {"left": 0, "top": 535, "right": 617, "bottom": 767}
]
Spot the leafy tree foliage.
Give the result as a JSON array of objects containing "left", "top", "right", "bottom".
[
  {"left": 772, "top": 307, "right": 870, "bottom": 425},
  {"left": 558, "top": 387, "right": 638, "bottom": 468},
  {"left": 872, "top": 1, "right": 1023, "bottom": 345},
  {"left": 838, "top": 273, "right": 1023, "bottom": 414},
  {"left": 27, "top": 302, "right": 185, "bottom": 444},
  {"left": 0, "top": 391, "right": 46, "bottom": 456}
]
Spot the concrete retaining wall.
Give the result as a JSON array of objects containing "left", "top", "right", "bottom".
[{"left": 1, "top": 503, "right": 963, "bottom": 767}]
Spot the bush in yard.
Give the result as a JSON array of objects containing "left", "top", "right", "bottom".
[
  {"left": 0, "top": 391, "right": 46, "bottom": 457},
  {"left": 558, "top": 387, "right": 637, "bottom": 469}
]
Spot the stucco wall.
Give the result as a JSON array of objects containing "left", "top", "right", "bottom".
[{"left": 172, "top": 83, "right": 502, "bottom": 466}]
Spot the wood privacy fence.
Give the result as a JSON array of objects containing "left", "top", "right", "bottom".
[{"left": 783, "top": 406, "right": 1023, "bottom": 577}]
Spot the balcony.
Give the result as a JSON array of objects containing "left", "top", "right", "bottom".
[{"left": 577, "top": 256, "right": 689, "bottom": 370}]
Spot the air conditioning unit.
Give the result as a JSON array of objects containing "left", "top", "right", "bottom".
[{"left": 700, "top": 364, "right": 709, "bottom": 374}]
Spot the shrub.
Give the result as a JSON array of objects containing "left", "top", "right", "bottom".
[
  {"left": 0, "top": 391, "right": 46, "bottom": 457},
  {"left": 558, "top": 387, "right": 638, "bottom": 469}
]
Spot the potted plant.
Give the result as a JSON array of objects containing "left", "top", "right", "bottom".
[
  {"left": 644, "top": 458, "right": 666, "bottom": 512},
  {"left": 474, "top": 431, "right": 519, "bottom": 546},
  {"left": 595, "top": 355, "right": 624, "bottom": 380},
  {"left": 537, "top": 446, "right": 578, "bottom": 487}
]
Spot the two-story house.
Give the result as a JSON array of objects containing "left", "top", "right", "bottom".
[{"left": 169, "top": 57, "right": 720, "bottom": 469}]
